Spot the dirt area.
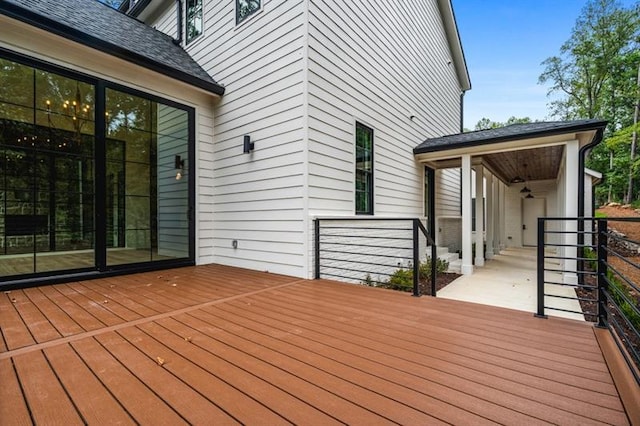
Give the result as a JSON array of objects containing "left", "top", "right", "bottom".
[
  {"left": 596, "top": 204, "right": 640, "bottom": 301},
  {"left": 579, "top": 204, "right": 640, "bottom": 368},
  {"left": 419, "top": 273, "right": 460, "bottom": 296}
]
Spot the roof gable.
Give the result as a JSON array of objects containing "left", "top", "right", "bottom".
[{"left": 0, "top": 0, "right": 224, "bottom": 96}]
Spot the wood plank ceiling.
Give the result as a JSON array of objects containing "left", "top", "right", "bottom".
[{"left": 483, "top": 145, "right": 565, "bottom": 184}]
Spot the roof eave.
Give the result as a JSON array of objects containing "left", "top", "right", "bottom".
[
  {"left": 413, "top": 120, "right": 608, "bottom": 155},
  {"left": 437, "top": 0, "right": 471, "bottom": 92},
  {"left": 0, "top": 2, "right": 225, "bottom": 96}
]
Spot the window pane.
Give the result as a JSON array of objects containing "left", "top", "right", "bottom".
[
  {"left": 236, "top": 0, "right": 260, "bottom": 24},
  {"left": 186, "top": 0, "right": 203, "bottom": 43},
  {"left": 355, "top": 122, "right": 373, "bottom": 215},
  {"left": 0, "top": 61, "right": 95, "bottom": 276},
  {"left": 106, "top": 88, "right": 190, "bottom": 265}
]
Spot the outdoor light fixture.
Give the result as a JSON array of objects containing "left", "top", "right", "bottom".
[
  {"left": 510, "top": 176, "right": 525, "bottom": 184},
  {"left": 520, "top": 186, "right": 532, "bottom": 193},
  {"left": 175, "top": 154, "right": 185, "bottom": 180},
  {"left": 243, "top": 135, "right": 254, "bottom": 154},
  {"left": 525, "top": 193, "right": 535, "bottom": 199}
]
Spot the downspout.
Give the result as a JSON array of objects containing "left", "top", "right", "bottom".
[
  {"left": 578, "top": 128, "right": 604, "bottom": 217},
  {"left": 459, "top": 91, "right": 465, "bottom": 133},
  {"left": 577, "top": 127, "right": 604, "bottom": 283},
  {"left": 173, "top": 0, "right": 183, "bottom": 45}
]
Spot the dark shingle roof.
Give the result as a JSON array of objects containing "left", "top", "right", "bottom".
[
  {"left": 414, "top": 119, "right": 608, "bottom": 154},
  {"left": 0, "top": 0, "right": 224, "bottom": 95}
]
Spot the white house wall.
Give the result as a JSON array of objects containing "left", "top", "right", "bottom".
[
  {"left": 0, "top": 15, "right": 218, "bottom": 267},
  {"left": 150, "top": 0, "right": 309, "bottom": 277},
  {"left": 307, "top": 0, "right": 462, "bottom": 218},
  {"left": 306, "top": 0, "right": 464, "bottom": 278}
]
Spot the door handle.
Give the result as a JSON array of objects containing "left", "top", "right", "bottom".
[{"left": 522, "top": 224, "right": 526, "bottom": 230}]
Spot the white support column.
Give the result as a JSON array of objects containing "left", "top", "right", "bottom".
[
  {"left": 564, "top": 140, "right": 579, "bottom": 284},
  {"left": 493, "top": 179, "right": 501, "bottom": 254},
  {"left": 461, "top": 155, "right": 473, "bottom": 275},
  {"left": 474, "top": 165, "right": 485, "bottom": 266},
  {"left": 499, "top": 181, "right": 506, "bottom": 250},
  {"left": 485, "top": 172, "right": 494, "bottom": 259}
]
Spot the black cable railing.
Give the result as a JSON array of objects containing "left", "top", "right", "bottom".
[
  {"left": 537, "top": 217, "right": 640, "bottom": 385},
  {"left": 314, "top": 218, "right": 436, "bottom": 297}
]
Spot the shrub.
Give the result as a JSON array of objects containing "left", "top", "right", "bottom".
[
  {"left": 386, "top": 268, "right": 413, "bottom": 291},
  {"left": 385, "top": 257, "right": 450, "bottom": 292}
]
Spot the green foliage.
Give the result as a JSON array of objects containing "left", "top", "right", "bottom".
[
  {"left": 539, "top": 0, "right": 640, "bottom": 205},
  {"left": 385, "top": 258, "right": 450, "bottom": 292},
  {"left": 386, "top": 268, "right": 414, "bottom": 291},
  {"left": 474, "top": 116, "right": 533, "bottom": 131},
  {"left": 607, "top": 272, "right": 640, "bottom": 330},
  {"left": 361, "top": 273, "right": 374, "bottom": 287},
  {"left": 539, "top": 0, "right": 639, "bottom": 127}
]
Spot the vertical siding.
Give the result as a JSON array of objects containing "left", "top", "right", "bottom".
[{"left": 307, "top": 0, "right": 463, "bottom": 218}]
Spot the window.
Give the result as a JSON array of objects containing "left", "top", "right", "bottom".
[
  {"left": 236, "top": 0, "right": 260, "bottom": 25},
  {"left": 355, "top": 122, "right": 373, "bottom": 215},
  {"left": 0, "top": 52, "right": 195, "bottom": 282},
  {"left": 186, "top": 0, "right": 203, "bottom": 44}
]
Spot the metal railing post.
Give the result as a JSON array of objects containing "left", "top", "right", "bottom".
[
  {"left": 431, "top": 243, "right": 437, "bottom": 297},
  {"left": 314, "top": 219, "right": 320, "bottom": 279},
  {"left": 412, "top": 220, "right": 420, "bottom": 297},
  {"left": 535, "top": 217, "right": 547, "bottom": 318},
  {"left": 597, "top": 218, "right": 608, "bottom": 328}
]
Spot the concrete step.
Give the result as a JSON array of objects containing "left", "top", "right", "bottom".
[
  {"left": 427, "top": 246, "right": 452, "bottom": 257},
  {"left": 446, "top": 259, "right": 462, "bottom": 274},
  {"left": 426, "top": 246, "right": 460, "bottom": 271}
]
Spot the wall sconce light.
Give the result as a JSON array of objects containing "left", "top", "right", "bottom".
[
  {"left": 243, "top": 135, "right": 254, "bottom": 154},
  {"left": 175, "top": 154, "right": 185, "bottom": 180}
]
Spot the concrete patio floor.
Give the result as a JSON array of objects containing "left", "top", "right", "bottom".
[{"left": 438, "top": 247, "right": 585, "bottom": 321}]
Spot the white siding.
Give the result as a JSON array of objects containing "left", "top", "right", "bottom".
[
  {"left": 186, "top": 0, "right": 307, "bottom": 277},
  {"left": 147, "top": 0, "right": 466, "bottom": 279},
  {"left": 307, "top": 0, "right": 463, "bottom": 219}
]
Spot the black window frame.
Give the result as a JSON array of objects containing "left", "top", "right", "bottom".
[
  {"left": 0, "top": 47, "right": 197, "bottom": 289},
  {"left": 185, "top": 0, "right": 203, "bottom": 44},
  {"left": 355, "top": 121, "right": 374, "bottom": 215},
  {"left": 236, "top": 0, "right": 261, "bottom": 25}
]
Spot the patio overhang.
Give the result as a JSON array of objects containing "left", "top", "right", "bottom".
[
  {"left": 414, "top": 120, "right": 608, "bottom": 277},
  {"left": 414, "top": 119, "right": 608, "bottom": 185}
]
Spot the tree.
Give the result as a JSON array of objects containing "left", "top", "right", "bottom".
[
  {"left": 474, "top": 116, "right": 533, "bottom": 131},
  {"left": 539, "top": 0, "right": 640, "bottom": 205},
  {"left": 539, "top": 0, "right": 639, "bottom": 129}
]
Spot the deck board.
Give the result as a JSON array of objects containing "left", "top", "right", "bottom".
[
  {"left": 13, "top": 350, "right": 84, "bottom": 425},
  {"left": 43, "top": 344, "right": 136, "bottom": 425},
  {"left": 0, "top": 291, "right": 36, "bottom": 350},
  {"left": 0, "top": 264, "right": 633, "bottom": 425},
  {"left": 0, "top": 358, "right": 31, "bottom": 423},
  {"left": 217, "top": 295, "right": 626, "bottom": 424}
]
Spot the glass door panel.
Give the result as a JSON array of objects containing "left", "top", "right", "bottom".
[
  {"left": 0, "top": 60, "right": 95, "bottom": 277},
  {"left": 105, "top": 89, "right": 190, "bottom": 266}
]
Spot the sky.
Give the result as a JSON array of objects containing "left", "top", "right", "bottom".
[{"left": 453, "top": 0, "right": 635, "bottom": 130}]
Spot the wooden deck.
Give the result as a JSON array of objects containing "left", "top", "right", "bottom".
[{"left": 0, "top": 264, "right": 632, "bottom": 425}]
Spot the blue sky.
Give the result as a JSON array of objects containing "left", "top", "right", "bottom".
[{"left": 453, "top": 0, "right": 634, "bottom": 129}]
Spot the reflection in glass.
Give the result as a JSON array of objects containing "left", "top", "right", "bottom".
[
  {"left": 105, "top": 89, "right": 189, "bottom": 266},
  {"left": 0, "top": 60, "right": 95, "bottom": 276},
  {"left": 1, "top": 56, "right": 191, "bottom": 280}
]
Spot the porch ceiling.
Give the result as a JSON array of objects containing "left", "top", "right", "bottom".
[{"left": 483, "top": 145, "right": 565, "bottom": 183}]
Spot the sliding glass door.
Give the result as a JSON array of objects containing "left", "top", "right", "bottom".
[
  {"left": 0, "top": 53, "right": 194, "bottom": 283},
  {"left": 105, "top": 88, "right": 190, "bottom": 266}
]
